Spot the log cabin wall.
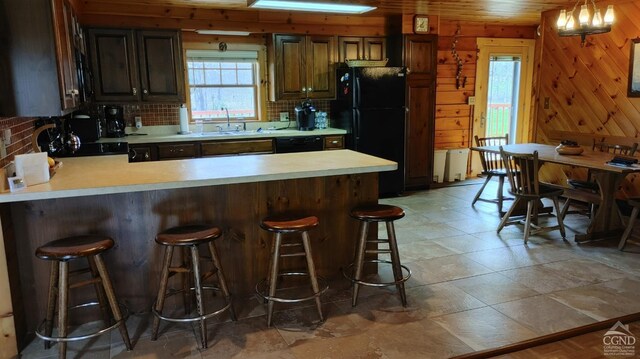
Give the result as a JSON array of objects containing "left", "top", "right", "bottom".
[
  {"left": 533, "top": 0, "right": 640, "bottom": 197},
  {"left": 434, "top": 21, "right": 536, "bottom": 149}
]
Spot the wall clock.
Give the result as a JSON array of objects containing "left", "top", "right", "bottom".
[{"left": 414, "top": 15, "right": 429, "bottom": 34}]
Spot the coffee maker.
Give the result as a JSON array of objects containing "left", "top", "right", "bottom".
[
  {"left": 294, "top": 100, "right": 316, "bottom": 131},
  {"left": 104, "top": 105, "right": 125, "bottom": 137}
]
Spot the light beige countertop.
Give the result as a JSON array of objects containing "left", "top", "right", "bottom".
[
  {"left": 98, "top": 125, "right": 347, "bottom": 145},
  {"left": 0, "top": 150, "right": 395, "bottom": 203}
]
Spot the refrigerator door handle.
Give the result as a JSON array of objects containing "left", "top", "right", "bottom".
[
  {"left": 355, "top": 76, "right": 361, "bottom": 108},
  {"left": 354, "top": 109, "right": 360, "bottom": 149}
]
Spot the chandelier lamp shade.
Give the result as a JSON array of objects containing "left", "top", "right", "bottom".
[{"left": 556, "top": 0, "right": 614, "bottom": 46}]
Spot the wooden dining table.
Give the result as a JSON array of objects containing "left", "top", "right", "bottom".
[{"left": 471, "top": 143, "right": 640, "bottom": 242}]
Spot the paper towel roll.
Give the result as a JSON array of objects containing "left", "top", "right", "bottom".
[{"left": 179, "top": 105, "right": 190, "bottom": 134}]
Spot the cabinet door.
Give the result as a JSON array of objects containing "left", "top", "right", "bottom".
[
  {"left": 338, "top": 37, "right": 363, "bottom": 62},
  {"left": 363, "top": 37, "right": 386, "bottom": 61},
  {"left": 128, "top": 145, "right": 156, "bottom": 162},
  {"left": 306, "top": 35, "right": 335, "bottom": 99},
  {"left": 51, "top": 0, "right": 79, "bottom": 110},
  {"left": 273, "top": 35, "right": 306, "bottom": 100},
  {"left": 88, "top": 28, "right": 139, "bottom": 102},
  {"left": 137, "top": 30, "right": 185, "bottom": 102},
  {"left": 405, "top": 77, "right": 436, "bottom": 189},
  {"left": 404, "top": 35, "right": 438, "bottom": 76},
  {"left": 157, "top": 143, "right": 198, "bottom": 160}
]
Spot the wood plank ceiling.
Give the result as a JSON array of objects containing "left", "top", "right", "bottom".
[{"left": 78, "top": 0, "right": 574, "bottom": 26}]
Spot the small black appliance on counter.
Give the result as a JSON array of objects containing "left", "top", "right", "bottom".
[
  {"left": 104, "top": 105, "right": 125, "bottom": 137},
  {"left": 295, "top": 100, "right": 316, "bottom": 131},
  {"left": 68, "top": 114, "right": 101, "bottom": 143}
]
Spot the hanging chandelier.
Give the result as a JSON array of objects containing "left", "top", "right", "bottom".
[{"left": 556, "top": 0, "right": 614, "bottom": 46}]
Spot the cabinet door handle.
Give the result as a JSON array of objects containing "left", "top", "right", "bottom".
[
  {"left": 143, "top": 89, "right": 148, "bottom": 94},
  {"left": 144, "top": 152, "right": 149, "bottom": 159},
  {"left": 331, "top": 140, "right": 338, "bottom": 144},
  {"left": 302, "top": 87, "right": 306, "bottom": 92},
  {"left": 308, "top": 87, "right": 313, "bottom": 92},
  {"left": 133, "top": 87, "right": 137, "bottom": 95}
]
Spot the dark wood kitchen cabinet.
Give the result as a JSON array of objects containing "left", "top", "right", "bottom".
[
  {"left": 1, "top": 0, "right": 81, "bottom": 116},
  {"left": 404, "top": 35, "right": 437, "bottom": 190},
  {"left": 337, "top": 37, "right": 386, "bottom": 63},
  {"left": 269, "top": 34, "right": 336, "bottom": 101},
  {"left": 88, "top": 28, "right": 184, "bottom": 103}
]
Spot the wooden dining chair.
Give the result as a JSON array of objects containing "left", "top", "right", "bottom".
[
  {"left": 472, "top": 134, "right": 512, "bottom": 214},
  {"left": 619, "top": 198, "right": 640, "bottom": 251},
  {"left": 560, "top": 140, "right": 638, "bottom": 220},
  {"left": 497, "top": 147, "right": 566, "bottom": 244}
]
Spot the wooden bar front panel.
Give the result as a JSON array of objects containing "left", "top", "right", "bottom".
[{"left": 10, "top": 173, "right": 377, "bottom": 332}]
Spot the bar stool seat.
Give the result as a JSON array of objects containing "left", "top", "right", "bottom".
[
  {"left": 151, "top": 224, "right": 236, "bottom": 349},
  {"left": 35, "top": 235, "right": 132, "bottom": 359},
  {"left": 345, "top": 204, "right": 411, "bottom": 307},
  {"left": 256, "top": 215, "right": 328, "bottom": 327}
]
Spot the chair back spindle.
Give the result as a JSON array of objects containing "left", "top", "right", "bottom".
[
  {"left": 500, "top": 147, "right": 540, "bottom": 197},
  {"left": 475, "top": 134, "right": 509, "bottom": 173}
]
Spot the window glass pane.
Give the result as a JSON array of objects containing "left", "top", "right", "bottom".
[
  {"left": 192, "top": 68, "right": 204, "bottom": 85},
  {"left": 204, "top": 69, "right": 221, "bottom": 85},
  {"left": 204, "top": 61, "right": 219, "bottom": 69},
  {"left": 220, "top": 63, "right": 235, "bottom": 69},
  {"left": 237, "top": 63, "right": 252, "bottom": 69},
  {"left": 236, "top": 70, "right": 253, "bottom": 85},
  {"left": 221, "top": 70, "right": 237, "bottom": 85},
  {"left": 190, "top": 87, "right": 256, "bottom": 119}
]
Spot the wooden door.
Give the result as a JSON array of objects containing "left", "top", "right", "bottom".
[
  {"left": 363, "top": 37, "right": 386, "bottom": 61},
  {"left": 88, "top": 28, "right": 139, "bottom": 102},
  {"left": 273, "top": 34, "right": 306, "bottom": 100},
  {"left": 338, "top": 37, "right": 363, "bottom": 62},
  {"left": 406, "top": 77, "right": 436, "bottom": 189},
  {"left": 51, "top": 0, "right": 78, "bottom": 110},
  {"left": 137, "top": 30, "right": 185, "bottom": 102},
  {"left": 306, "top": 35, "right": 335, "bottom": 99},
  {"left": 404, "top": 35, "right": 437, "bottom": 76}
]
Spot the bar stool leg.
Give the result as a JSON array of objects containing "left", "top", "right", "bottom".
[
  {"left": 189, "top": 245, "right": 208, "bottom": 349},
  {"left": 94, "top": 254, "right": 132, "bottom": 351},
  {"left": 57, "top": 261, "right": 69, "bottom": 359},
  {"left": 181, "top": 248, "right": 193, "bottom": 315},
  {"left": 301, "top": 231, "right": 324, "bottom": 322},
  {"left": 352, "top": 221, "right": 369, "bottom": 307},
  {"left": 267, "top": 233, "right": 282, "bottom": 327},
  {"left": 44, "top": 261, "right": 58, "bottom": 350},
  {"left": 152, "top": 246, "right": 174, "bottom": 340},
  {"left": 207, "top": 242, "right": 237, "bottom": 321},
  {"left": 263, "top": 234, "right": 277, "bottom": 304},
  {"left": 88, "top": 257, "right": 112, "bottom": 325},
  {"left": 386, "top": 221, "right": 407, "bottom": 307}
]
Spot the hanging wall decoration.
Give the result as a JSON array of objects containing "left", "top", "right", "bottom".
[{"left": 451, "top": 25, "right": 467, "bottom": 89}]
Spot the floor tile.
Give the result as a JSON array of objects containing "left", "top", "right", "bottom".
[
  {"left": 407, "top": 255, "right": 494, "bottom": 285},
  {"left": 492, "top": 295, "right": 597, "bottom": 335},
  {"left": 431, "top": 306, "right": 538, "bottom": 351},
  {"left": 499, "top": 265, "right": 592, "bottom": 294},
  {"left": 449, "top": 272, "right": 540, "bottom": 305},
  {"left": 199, "top": 316, "right": 288, "bottom": 358},
  {"left": 463, "top": 245, "right": 580, "bottom": 271}
]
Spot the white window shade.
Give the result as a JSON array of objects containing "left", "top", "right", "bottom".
[{"left": 186, "top": 50, "right": 258, "bottom": 62}]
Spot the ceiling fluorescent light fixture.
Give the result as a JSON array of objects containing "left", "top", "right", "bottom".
[
  {"left": 196, "top": 30, "right": 252, "bottom": 36},
  {"left": 248, "top": 0, "right": 376, "bottom": 14}
]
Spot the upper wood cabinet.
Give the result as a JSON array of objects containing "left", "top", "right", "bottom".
[
  {"left": 269, "top": 34, "right": 336, "bottom": 101},
  {"left": 1, "top": 0, "right": 81, "bottom": 116},
  {"left": 404, "top": 35, "right": 438, "bottom": 76},
  {"left": 337, "top": 37, "right": 386, "bottom": 63},
  {"left": 88, "top": 28, "right": 184, "bottom": 103}
]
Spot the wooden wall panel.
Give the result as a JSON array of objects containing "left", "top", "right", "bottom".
[
  {"left": 533, "top": 0, "right": 640, "bottom": 197},
  {"left": 434, "top": 20, "right": 536, "bottom": 150}
]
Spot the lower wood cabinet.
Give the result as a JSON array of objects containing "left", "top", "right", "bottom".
[
  {"left": 157, "top": 143, "right": 198, "bottom": 160},
  {"left": 324, "top": 135, "right": 344, "bottom": 150},
  {"left": 128, "top": 145, "right": 156, "bottom": 162}
]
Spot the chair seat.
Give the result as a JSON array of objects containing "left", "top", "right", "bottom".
[
  {"left": 567, "top": 179, "right": 599, "bottom": 192},
  {"left": 509, "top": 184, "right": 565, "bottom": 200},
  {"left": 482, "top": 169, "right": 508, "bottom": 177},
  {"left": 261, "top": 215, "right": 319, "bottom": 233},
  {"left": 350, "top": 204, "right": 405, "bottom": 222},
  {"left": 36, "top": 235, "right": 114, "bottom": 261},
  {"left": 156, "top": 224, "right": 221, "bottom": 246}
]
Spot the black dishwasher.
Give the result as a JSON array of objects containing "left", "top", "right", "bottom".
[{"left": 275, "top": 136, "right": 323, "bottom": 153}]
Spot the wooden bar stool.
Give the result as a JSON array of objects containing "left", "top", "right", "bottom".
[
  {"left": 256, "top": 215, "right": 328, "bottom": 327},
  {"left": 35, "top": 235, "right": 132, "bottom": 359},
  {"left": 345, "top": 204, "right": 411, "bottom": 307},
  {"left": 151, "top": 224, "right": 236, "bottom": 349}
]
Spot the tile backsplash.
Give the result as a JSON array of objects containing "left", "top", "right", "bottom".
[{"left": 0, "top": 117, "right": 36, "bottom": 168}]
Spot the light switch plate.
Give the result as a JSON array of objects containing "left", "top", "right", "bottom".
[{"left": 279, "top": 112, "right": 289, "bottom": 122}]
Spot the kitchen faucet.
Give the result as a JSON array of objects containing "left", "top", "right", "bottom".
[{"left": 222, "top": 107, "right": 230, "bottom": 128}]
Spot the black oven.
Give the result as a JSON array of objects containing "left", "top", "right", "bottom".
[{"left": 275, "top": 136, "right": 323, "bottom": 153}]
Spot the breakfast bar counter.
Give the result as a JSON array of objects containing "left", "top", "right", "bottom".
[{"left": 0, "top": 150, "right": 395, "bottom": 355}]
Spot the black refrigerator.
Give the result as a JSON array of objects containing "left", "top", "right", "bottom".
[{"left": 330, "top": 67, "right": 406, "bottom": 196}]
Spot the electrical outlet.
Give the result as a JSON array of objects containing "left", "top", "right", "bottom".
[
  {"left": 467, "top": 96, "right": 476, "bottom": 106},
  {"left": 279, "top": 112, "right": 289, "bottom": 122},
  {"left": 135, "top": 116, "right": 142, "bottom": 129}
]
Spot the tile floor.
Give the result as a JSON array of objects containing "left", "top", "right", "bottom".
[{"left": 20, "top": 180, "right": 640, "bottom": 358}]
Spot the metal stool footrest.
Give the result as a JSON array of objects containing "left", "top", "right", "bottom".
[
  {"left": 256, "top": 272, "right": 329, "bottom": 303},
  {"left": 343, "top": 259, "right": 411, "bottom": 287},
  {"left": 152, "top": 285, "right": 233, "bottom": 323},
  {"left": 36, "top": 301, "right": 129, "bottom": 343}
]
